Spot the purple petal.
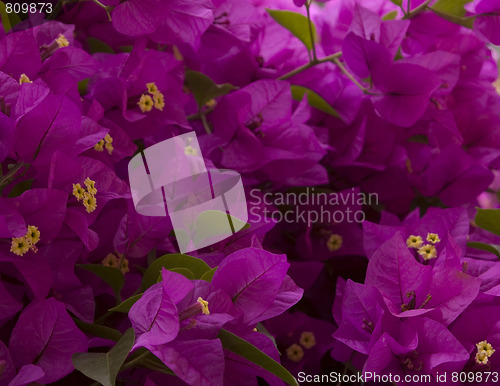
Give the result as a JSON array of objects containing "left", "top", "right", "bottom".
[
  {"left": 7, "top": 364, "right": 45, "bottom": 386},
  {"left": 150, "top": 339, "right": 225, "bottom": 386},
  {"left": 212, "top": 248, "right": 291, "bottom": 325},
  {"left": 9, "top": 298, "right": 87, "bottom": 384},
  {"left": 129, "top": 283, "right": 180, "bottom": 350}
]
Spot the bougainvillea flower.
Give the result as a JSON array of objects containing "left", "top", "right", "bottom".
[
  {"left": 364, "top": 316, "right": 469, "bottom": 377},
  {"left": 362, "top": 207, "right": 470, "bottom": 261},
  {"left": 9, "top": 298, "right": 87, "bottom": 384},
  {"left": 211, "top": 247, "right": 303, "bottom": 325},
  {"left": 208, "top": 79, "right": 327, "bottom": 182},
  {"left": 365, "top": 233, "right": 480, "bottom": 325}
]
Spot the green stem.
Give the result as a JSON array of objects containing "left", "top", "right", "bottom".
[
  {"left": 305, "top": 1, "right": 317, "bottom": 62},
  {"left": 121, "top": 351, "right": 150, "bottom": 371},
  {"left": 91, "top": 0, "right": 113, "bottom": 21},
  {"left": 200, "top": 112, "right": 212, "bottom": 134},
  {"left": 332, "top": 57, "right": 368, "bottom": 93},
  {"left": 0, "top": 162, "right": 28, "bottom": 192},
  {"left": 403, "top": 0, "right": 434, "bottom": 19},
  {"left": 278, "top": 51, "right": 342, "bottom": 80}
]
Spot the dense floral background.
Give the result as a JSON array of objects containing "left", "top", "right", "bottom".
[{"left": 2, "top": 0, "right": 500, "bottom": 385}]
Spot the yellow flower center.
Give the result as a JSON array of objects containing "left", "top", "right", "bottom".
[
  {"left": 84, "top": 177, "right": 97, "bottom": 196},
  {"left": 138, "top": 94, "right": 154, "bottom": 113},
  {"left": 102, "top": 253, "right": 129, "bottom": 274},
  {"left": 326, "top": 234, "right": 343, "bottom": 252},
  {"left": 299, "top": 331, "right": 316, "bottom": 349},
  {"left": 102, "top": 253, "right": 119, "bottom": 267},
  {"left": 197, "top": 297, "right": 210, "bottom": 315},
  {"left": 476, "top": 340, "right": 495, "bottom": 363},
  {"left": 95, "top": 135, "right": 114, "bottom": 154},
  {"left": 426, "top": 232, "right": 441, "bottom": 244},
  {"left": 286, "top": 343, "right": 304, "bottom": 362},
  {"left": 55, "top": 34, "right": 69, "bottom": 48},
  {"left": 19, "top": 74, "right": 32, "bottom": 84},
  {"left": 417, "top": 244, "right": 437, "bottom": 260},
  {"left": 184, "top": 145, "right": 198, "bottom": 156},
  {"left": 83, "top": 192, "right": 97, "bottom": 213},
  {"left": 406, "top": 235, "right": 423, "bottom": 249},
  {"left": 94, "top": 140, "right": 105, "bottom": 152},
  {"left": 153, "top": 92, "right": 165, "bottom": 111},
  {"left": 146, "top": 82, "right": 159, "bottom": 94},
  {"left": 72, "top": 183, "right": 85, "bottom": 200},
  {"left": 10, "top": 225, "right": 40, "bottom": 256},
  {"left": 25, "top": 225, "right": 40, "bottom": 245},
  {"left": 10, "top": 237, "right": 30, "bottom": 256}
]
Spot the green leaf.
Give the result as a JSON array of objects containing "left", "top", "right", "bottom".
[
  {"left": 200, "top": 266, "right": 217, "bottom": 282},
  {"left": 475, "top": 208, "right": 500, "bottom": 237},
  {"left": 74, "top": 320, "right": 122, "bottom": 342},
  {"left": 8, "top": 179, "right": 33, "bottom": 198},
  {"left": 78, "top": 78, "right": 89, "bottom": 95},
  {"left": 266, "top": 9, "right": 317, "bottom": 51},
  {"left": 431, "top": 0, "right": 474, "bottom": 28},
  {"left": 194, "top": 210, "right": 248, "bottom": 247},
  {"left": 87, "top": 37, "right": 114, "bottom": 53},
  {"left": 141, "top": 253, "right": 211, "bottom": 291},
  {"left": 72, "top": 328, "right": 135, "bottom": 386},
  {"left": 169, "top": 267, "right": 195, "bottom": 280},
  {"left": 0, "top": 1, "right": 21, "bottom": 33},
  {"left": 185, "top": 70, "right": 237, "bottom": 109},
  {"left": 467, "top": 241, "right": 500, "bottom": 259},
  {"left": 290, "top": 85, "right": 340, "bottom": 118},
  {"left": 218, "top": 329, "right": 298, "bottom": 386},
  {"left": 390, "top": 0, "right": 403, "bottom": 6},
  {"left": 432, "top": 0, "right": 472, "bottom": 17},
  {"left": 78, "top": 264, "right": 124, "bottom": 299},
  {"left": 109, "top": 293, "right": 143, "bottom": 313},
  {"left": 383, "top": 10, "right": 399, "bottom": 20}
]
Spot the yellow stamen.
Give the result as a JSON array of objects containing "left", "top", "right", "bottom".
[
  {"left": 146, "top": 82, "right": 159, "bottom": 95},
  {"left": 83, "top": 192, "right": 97, "bottom": 213},
  {"left": 153, "top": 92, "right": 165, "bottom": 111},
  {"left": 105, "top": 141, "right": 114, "bottom": 155},
  {"left": 84, "top": 177, "right": 97, "bottom": 196},
  {"left": 426, "top": 233, "right": 441, "bottom": 244},
  {"left": 286, "top": 343, "right": 304, "bottom": 362},
  {"left": 10, "top": 237, "right": 30, "bottom": 256},
  {"left": 19, "top": 74, "right": 32, "bottom": 84},
  {"left": 25, "top": 225, "right": 40, "bottom": 245},
  {"left": 94, "top": 140, "right": 105, "bottom": 152},
  {"left": 477, "top": 340, "right": 495, "bottom": 357},
  {"left": 197, "top": 297, "right": 210, "bottom": 315},
  {"left": 104, "top": 134, "right": 113, "bottom": 144},
  {"left": 406, "top": 235, "right": 423, "bottom": 249},
  {"left": 138, "top": 94, "right": 153, "bottom": 113},
  {"left": 299, "top": 331, "right": 316, "bottom": 349},
  {"left": 55, "top": 34, "right": 69, "bottom": 48},
  {"left": 184, "top": 145, "right": 198, "bottom": 156},
  {"left": 417, "top": 244, "right": 437, "bottom": 260},
  {"left": 476, "top": 351, "right": 489, "bottom": 365},
  {"left": 119, "top": 256, "right": 129, "bottom": 274},
  {"left": 326, "top": 234, "right": 343, "bottom": 252},
  {"left": 102, "top": 253, "right": 119, "bottom": 268},
  {"left": 205, "top": 99, "right": 217, "bottom": 109},
  {"left": 72, "top": 183, "right": 85, "bottom": 201}
]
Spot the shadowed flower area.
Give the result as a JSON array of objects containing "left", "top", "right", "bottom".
[{"left": 1, "top": 0, "right": 500, "bottom": 385}]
